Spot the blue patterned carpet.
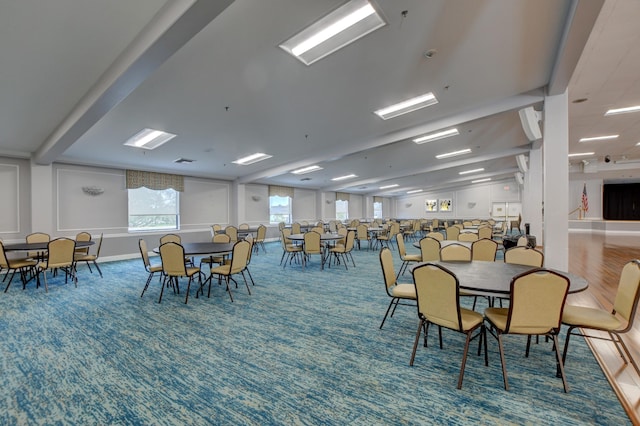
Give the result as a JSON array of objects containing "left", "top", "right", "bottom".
[{"left": 0, "top": 240, "right": 630, "bottom": 425}]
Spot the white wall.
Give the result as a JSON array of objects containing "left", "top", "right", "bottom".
[
  {"left": 569, "top": 178, "right": 603, "bottom": 220},
  {"left": 292, "top": 188, "right": 316, "bottom": 223}
]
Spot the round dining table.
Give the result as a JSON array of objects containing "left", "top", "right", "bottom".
[
  {"left": 410, "top": 260, "right": 588, "bottom": 297},
  {"left": 413, "top": 240, "right": 472, "bottom": 249},
  {"left": 4, "top": 240, "right": 95, "bottom": 251},
  {"left": 153, "top": 242, "right": 235, "bottom": 256}
]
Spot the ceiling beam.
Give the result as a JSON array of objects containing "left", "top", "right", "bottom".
[
  {"left": 34, "top": 0, "right": 235, "bottom": 165},
  {"left": 237, "top": 91, "right": 544, "bottom": 184},
  {"left": 547, "top": 0, "right": 604, "bottom": 95}
]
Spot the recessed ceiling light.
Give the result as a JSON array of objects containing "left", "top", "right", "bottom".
[
  {"left": 379, "top": 184, "right": 398, "bottom": 189},
  {"left": 605, "top": 105, "right": 640, "bottom": 116},
  {"left": 407, "top": 189, "right": 423, "bottom": 194},
  {"left": 458, "top": 168, "right": 484, "bottom": 175},
  {"left": 123, "top": 128, "right": 176, "bottom": 150},
  {"left": 413, "top": 128, "right": 459, "bottom": 144},
  {"left": 232, "top": 153, "right": 273, "bottom": 165},
  {"left": 279, "top": 0, "right": 386, "bottom": 66},
  {"left": 579, "top": 135, "right": 619, "bottom": 142},
  {"left": 435, "top": 148, "right": 472, "bottom": 159},
  {"left": 374, "top": 92, "right": 438, "bottom": 120},
  {"left": 471, "top": 178, "right": 491, "bottom": 184},
  {"left": 568, "top": 152, "right": 595, "bottom": 157},
  {"left": 291, "top": 165, "right": 323, "bottom": 174},
  {"left": 331, "top": 174, "right": 357, "bottom": 181}
]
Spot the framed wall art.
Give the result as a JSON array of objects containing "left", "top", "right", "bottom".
[
  {"left": 439, "top": 198, "right": 452, "bottom": 212},
  {"left": 425, "top": 199, "right": 437, "bottom": 212}
]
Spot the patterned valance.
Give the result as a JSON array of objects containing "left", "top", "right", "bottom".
[
  {"left": 269, "top": 185, "right": 294, "bottom": 198},
  {"left": 126, "top": 170, "right": 184, "bottom": 192},
  {"left": 336, "top": 192, "right": 350, "bottom": 202},
  {"left": 373, "top": 196, "right": 383, "bottom": 203}
]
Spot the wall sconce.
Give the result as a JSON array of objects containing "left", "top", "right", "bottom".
[
  {"left": 326, "top": 199, "right": 333, "bottom": 204},
  {"left": 82, "top": 186, "right": 104, "bottom": 196},
  {"left": 251, "top": 195, "right": 261, "bottom": 202},
  {"left": 467, "top": 202, "right": 476, "bottom": 209},
  {"left": 405, "top": 203, "right": 413, "bottom": 208}
]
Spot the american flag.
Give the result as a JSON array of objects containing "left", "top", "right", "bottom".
[{"left": 582, "top": 183, "right": 589, "bottom": 213}]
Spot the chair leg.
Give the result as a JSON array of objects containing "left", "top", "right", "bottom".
[
  {"left": 379, "top": 298, "right": 398, "bottom": 329},
  {"left": 552, "top": 334, "right": 569, "bottom": 392},
  {"left": 409, "top": 319, "right": 425, "bottom": 366},
  {"left": 140, "top": 272, "right": 155, "bottom": 297},
  {"left": 457, "top": 330, "right": 474, "bottom": 389},
  {"left": 224, "top": 276, "right": 234, "bottom": 302},
  {"left": 93, "top": 261, "right": 103, "bottom": 278},
  {"left": 497, "top": 332, "right": 510, "bottom": 391}
]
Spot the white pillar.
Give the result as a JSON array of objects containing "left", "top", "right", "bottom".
[
  {"left": 542, "top": 90, "right": 569, "bottom": 270},
  {"left": 30, "top": 161, "right": 54, "bottom": 234},
  {"left": 524, "top": 141, "right": 543, "bottom": 245}
]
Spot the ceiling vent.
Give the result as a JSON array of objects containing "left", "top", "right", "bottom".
[{"left": 174, "top": 158, "right": 194, "bottom": 164}]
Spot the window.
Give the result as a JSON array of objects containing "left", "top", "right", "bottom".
[
  {"left": 128, "top": 187, "right": 179, "bottom": 231},
  {"left": 270, "top": 195, "right": 292, "bottom": 224},
  {"left": 335, "top": 200, "right": 349, "bottom": 221},
  {"left": 373, "top": 201, "right": 382, "bottom": 219}
]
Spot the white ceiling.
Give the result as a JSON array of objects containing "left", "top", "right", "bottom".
[{"left": 1, "top": 0, "right": 639, "bottom": 197}]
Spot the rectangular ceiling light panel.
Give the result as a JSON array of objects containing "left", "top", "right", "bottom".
[
  {"left": 435, "top": 148, "right": 472, "bottom": 159},
  {"left": 232, "top": 153, "right": 273, "bottom": 165},
  {"left": 291, "top": 165, "right": 323, "bottom": 174},
  {"left": 124, "top": 128, "right": 176, "bottom": 150},
  {"left": 578, "top": 135, "right": 619, "bottom": 142},
  {"left": 379, "top": 184, "right": 398, "bottom": 189},
  {"left": 605, "top": 105, "right": 640, "bottom": 116},
  {"left": 374, "top": 92, "right": 438, "bottom": 120},
  {"left": 413, "top": 128, "right": 459, "bottom": 144},
  {"left": 331, "top": 174, "right": 357, "bottom": 181},
  {"left": 280, "top": 0, "right": 386, "bottom": 66}
]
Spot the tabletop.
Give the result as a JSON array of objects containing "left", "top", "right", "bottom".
[
  {"left": 413, "top": 240, "right": 472, "bottom": 249},
  {"left": 288, "top": 233, "right": 343, "bottom": 241},
  {"left": 4, "top": 240, "right": 95, "bottom": 251},
  {"left": 153, "top": 242, "right": 235, "bottom": 255},
  {"left": 410, "top": 260, "right": 588, "bottom": 297}
]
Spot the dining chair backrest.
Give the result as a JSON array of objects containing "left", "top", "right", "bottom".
[
  {"left": 311, "top": 226, "right": 324, "bottom": 234},
  {"left": 343, "top": 230, "right": 356, "bottom": 252},
  {"left": 329, "top": 221, "right": 337, "bottom": 233},
  {"left": 612, "top": 260, "right": 640, "bottom": 327},
  {"left": 256, "top": 225, "right": 267, "bottom": 242},
  {"left": 291, "top": 223, "right": 301, "bottom": 234},
  {"left": 278, "top": 222, "right": 285, "bottom": 231},
  {"left": 471, "top": 220, "right": 481, "bottom": 226},
  {"left": 244, "top": 234, "right": 255, "bottom": 264},
  {"left": 337, "top": 227, "right": 348, "bottom": 245},
  {"left": 356, "top": 224, "right": 369, "bottom": 241},
  {"left": 506, "top": 269, "right": 569, "bottom": 334},
  {"left": 517, "top": 235, "right": 528, "bottom": 246},
  {"left": 225, "top": 226, "right": 238, "bottom": 242},
  {"left": 93, "top": 233, "right": 104, "bottom": 257},
  {"left": 46, "top": 238, "right": 76, "bottom": 268},
  {"left": 75, "top": 231, "right": 92, "bottom": 255},
  {"left": 213, "top": 233, "right": 231, "bottom": 243},
  {"left": 412, "top": 262, "right": 463, "bottom": 331},
  {"left": 425, "top": 231, "right": 444, "bottom": 241},
  {"left": 138, "top": 239, "right": 153, "bottom": 271},
  {"left": 463, "top": 221, "right": 473, "bottom": 228},
  {"left": 477, "top": 226, "right": 493, "bottom": 240},
  {"left": 27, "top": 232, "right": 50, "bottom": 244},
  {"left": 440, "top": 243, "right": 471, "bottom": 262},
  {"left": 379, "top": 247, "right": 398, "bottom": 292},
  {"left": 230, "top": 240, "right": 251, "bottom": 274},
  {"left": 471, "top": 238, "right": 498, "bottom": 261},
  {"left": 445, "top": 226, "right": 460, "bottom": 241},
  {"left": 396, "top": 233, "right": 408, "bottom": 257},
  {"left": 301, "top": 220, "right": 309, "bottom": 226},
  {"left": 0, "top": 241, "right": 9, "bottom": 267},
  {"left": 504, "top": 247, "right": 544, "bottom": 267},
  {"left": 160, "top": 234, "right": 181, "bottom": 244},
  {"left": 239, "top": 223, "right": 250, "bottom": 230},
  {"left": 303, "top": 231, "right": 322, "bottom": 255},
  {"left": 159, "top": 242, "right": 187, "bottom": 277},
  {"left": 419, "top": 237, "right": 441, "bottom": 262},
  {"left": 458, "top": 233, "right": 479, "bottom": 242},
  {"left": 282, "top": 228, "right": 293, "bottom": 244},
  {"left": 453, "top": 224, "right": 464, "bottom": 231}
]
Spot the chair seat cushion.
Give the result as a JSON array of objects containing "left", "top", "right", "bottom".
[
  {"left": 403, "top": 254, "right": 421, "bottom": 262},
  {"left": 485, "top": 307, "right": 553, "bottom": 334},
  {"left": 210, "top": 265, "right": 231, "bottom": 275},
  {"left": 149, "top": 265, "right": 163, "bottom": 273},
  {"left": 7, "top": 259, "right": 37, "bottom": 268},
  {"left": 391, "top": 283, "right": 416, "bottom": 299},
  {"left": 459, "top": 308, "right": 484, "bottom": 331},
  {"left": 562, "top": 305, "right": 622, "bottom": 331}
]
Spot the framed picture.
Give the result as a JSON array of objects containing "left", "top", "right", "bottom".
[
  {"left": 425, "top": 199, "right": 437, "bottom": 212},
  {"left": 439, "top": 198, "right": 452, "bottom": 212}
]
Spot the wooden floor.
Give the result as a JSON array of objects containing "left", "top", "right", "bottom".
[{"left": 567, "top": 233, "right": 640, "bottom": 424}]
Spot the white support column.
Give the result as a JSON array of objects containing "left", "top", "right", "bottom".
[
  {"left": 30, "top": 161, "right": 54, "bottom": 234},
  {"left": 524, "top": 141, "right": 543, "bottom": 245},
  {"left": 542, "top": 90, "right": 569, "bottom": 270}
]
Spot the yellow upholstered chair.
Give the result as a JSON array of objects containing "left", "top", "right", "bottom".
[
  {"left": 74, "top": 233, "right": 103, "bottom": 278},
  {"left": 471, "top": 219, "right": 481, "bottom": 226},
  {"left": 207, "top": 240, "right": 252, "bottom": 302},
  {"left": 445, "top": 226, "right": 460, "bottom": 241},
  {"left": 291, "top": 222, "right": 301, "bottom": 234},
  {"left": 478, "top": 226, "right": 493, "bottom": 240},
  {"left": 1, "top": 241, "right": 37, "bottom": 292},
  {"left": 211, "top": 224, "right": 222, "bottom": 236},
  {"left": 255, "top": 224, "right": 267, "bottom": 253},
  {"left": 199, "top": 233, "right": 231, "bottom": 270},
  {"left": 238, "top": 223, "right": 249, "bottom": 230},
  {"left": 561, "top": 260, "right": 640, "bottom": 378},
  {"left": 139, "top": 238, "right": 163, "bottom": 298},
  {"left": 280, "top": 230, "right": 302, "bottom": 268},
  {"left": 36, "top": 237, "right": 77, "bottom": 292},
  {"left": 328, "top": 230, "right": 356, "bottom": 270},
  {"left": 356, "top": 224, "right": 371, "bottom": 250},
  {"left": 504, "top": 247, "right": 544, "bottom": 267},
  {"left": 302, "top": 231, "right": 324, "bottom": 270},
  {"left": 225, "top": 226, "right": 238, "bottom": 243},
  {"left": 419, "top": 237, "right": 441, "bottom": 262},
  {"left": 160, "top": 234, "right": 192, "bottom": 265},
  {"left": 517, "top": 235, "right": 528, "bottom": 247},
  {"left": 396, "top": 233, "right": 422, "bottom": 277},
  {"left": 26, "top": 232, "right": 50, "bottom": 261},
  {"left": 485, "top": 269, "right": 570, "bottom": 392},
  {"left": 425, "top": 231, "right": 444, "bottom": 241},
  {"left": 75, "top": 231, "right": 92, "bottom": 256},
  {"left": 379, "top": 247, "right": 416, "bottom": 329},
  {"left": 158, "top": 242, "right": 202, "bottom": 304},
  {"left": 410, "top": 263, "right": 487, "bottom": 389},
  {"left": 458, "top": 233, "right": 479, "bottom": 242},
  {"left": 335, "top": 227, "right": 348, "bottom": 248},
  {"left": 471, "top": 238, "right": 498, "bottom": 262},
  {"left": 463, "top": 221, "right": 473, "bottom": 228},
  {"left": 440, "top": 243, "right": 472, "bottom": 262}
]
